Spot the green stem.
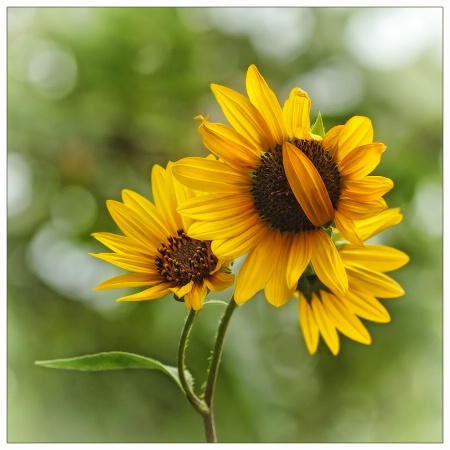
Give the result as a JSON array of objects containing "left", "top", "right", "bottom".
[
  {"left": 178, "top": 308, "right": 209, "bottom": 415},
  {"left": 203, "top": 297, "right": 239, "bottom": 443}
]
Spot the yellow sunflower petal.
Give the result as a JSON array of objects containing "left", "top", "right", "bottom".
[
  {"left": 178, "top": 192, "right": 254, "bottom": 221},
  {"left": 311, "top": 294, "right": 340, "bottom": 355},
  {"left": 322, "top": 124, "right": 344, "bottom": 157},
  {"left": 187, "top": 210, "right": 259, "bottom": 240},
  {"left": 333, "top": 211, "right": 364, "bottom": 246},
  {"left": 246, "top": 64, "right": 286, "bottom": 144},
  {"left": 92, "top": 232, "right": 150, "bottom": 255},
  {"left": 211, "top": 220, "right": 268, "bottom": 259},
  {"left": 205, "top": 271, "right": 235, "bottom": 292},
  {"left": 170, "top": 280, "right": 194, "bottom": 300},
  {"left": 283, "top": 141, "right": 334, "bottom": 227},
  {"left": 171, "top": 173, "right": 197, "bottom": 231},
  {"left": 298, "top": 293, "right": 319, "bottom": 355},
  {"left": 197, "top": 115, "right": 261, "bottom": 170},
  {"left": 321, "top": 291, "right": 371, "bottom": 344},
  {"left": 117, "top": 282, "right": 171, "bottom": 302},
  {"left": 339, "top": 143, "right": 386, "bottom": 180},
  {"left": 287, "top": 232, "right": 312, "bottom": 288},
  {"left": 234, "top": 229, "right": 280, "bottom": 304},
  {"left": 355, "top": 207, "right": 403, "bottom": 241},
  {"left": 172, "top": 157, "right": 251, "bottom": 193},
  {"left": 335, "top": 116, "right": 374, "bottom": 162},
  {"left": 121, "top": 190, "right": 171, "bottom": 239},
  {"left": 211, "top": 83, "right": 273, "bottom": 150},
  {"left": 341, "top": 289, "right": 391, "bottom": 323},
  {"left": 264, "top": 232, "right": 296, "bottom": 307},
  {"left": 339, "top": 244, "right": 410, "bottom": 272},
  {"left": 337, "top": 196, "right": 387, "bottom": 220},
  {"left": 107, "top": 199, "right": 167, "bottom": 250},
  {"left": 94, "top": 272, "right": 161, "bottom": 290},
  {"left": 347, "top": 266, "right": 405, "bottom": 298},
  {"left": 310, "top": 229, "right": 348, "bottom": 295},
  {"left": 342, "top": 176, "right": 394, "bottom": 202},
  {"left": 151, "top": 164, "right": 183, "bottom": 234},
  {"left": 283, "top": 87, "right": 311, "bottom": 139},
  {"left": 184, "top": 282, "right": 208, "bottom": 310},
  {"left": 90, "top": 252, "right": 154, "bottom": 273}
]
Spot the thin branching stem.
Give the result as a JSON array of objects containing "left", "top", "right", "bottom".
[
  {"left": 178, "top": 308, "right": 209, "bottom": 415},
  {"left": 203, "top": 297, "right": 239, "bottom": 442}
]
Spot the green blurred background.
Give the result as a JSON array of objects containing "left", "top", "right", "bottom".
[{"left": 7, "top": 7, "right": 442, "bottom": 443}]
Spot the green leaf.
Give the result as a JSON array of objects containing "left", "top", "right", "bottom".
[
  {"left": 310, "top": 112, "right": 325, "bottom": 138},
  {"left": 35, "top": 351, "right": 192, "bottom": 392},
  {"left": 203, "top": 299, "right": 228, "bottom": 307}
]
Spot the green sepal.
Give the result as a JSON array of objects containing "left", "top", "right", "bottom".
[
  {"left": 35, "top": 351, "right": 192, "bottom": 393},
  {"left": 310, "top": 112, "right": 325, "bottom": 138}
]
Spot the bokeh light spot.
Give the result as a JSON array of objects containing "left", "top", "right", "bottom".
[
  {"left": 8, "top": 153, "right": 32, "bottom": 217},
  {"left": 27, "top": 40, "right": 78, "bottom": 99},
  {"left": 345, "top": 8, "right": 442, "bottom": 71},
  {"left": 289, "top": 61, "right": 365, "bottom": 115},
  {"left": 50, "top": 185, "right": 97, "bottom": 233},
  {"left": 208, "top": 8, "right": 314, "bottom": 62},
  {"left": 411, "top": 180, "right": 442, "bottom": 239}
]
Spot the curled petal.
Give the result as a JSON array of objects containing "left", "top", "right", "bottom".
[
  {"left": 282, "top": 87, "right": 311, "bottom": 140},
  {"left": 283, "top": 141, "right": 334, "bottom": 227}
]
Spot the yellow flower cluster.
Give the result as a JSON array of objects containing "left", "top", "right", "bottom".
[{"left": 91, "top": 65, "right": 408, "bottom": 355}]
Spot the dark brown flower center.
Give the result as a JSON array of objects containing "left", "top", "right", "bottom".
[
  {"left": 155, "top": 229, "right": 218, "bottom": 287},
  {"left": 250, "top": 140, "right": 341, "bottom": 234}
]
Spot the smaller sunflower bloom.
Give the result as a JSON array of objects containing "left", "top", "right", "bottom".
[
  {"left": 90, "top": 162, "right": 235, "bottom": 310},
  {"left": 173, "top": 64, "right": 391, "bottom": 305},
  {"left": 297, "top": 211, "right": 409, "bottom": 355}
]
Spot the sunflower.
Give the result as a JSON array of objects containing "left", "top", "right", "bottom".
[
  {"left": 297, "top": 209, "right": 408, "bottom": 355},
  {"left": 172, "top": 64, "right": 392, "bottom": 305},
  {"left": 90, "top": 162, "right": 235, "bottom": 310}
]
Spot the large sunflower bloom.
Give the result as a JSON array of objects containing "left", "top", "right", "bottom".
[
  {"left": 173, "top": 64, "right": 391, "bottom": 305},
  {"left": 90, "top": 162, "right": 235, "bottom": 310},
  {"left": 297, "top": 209, "right": 408, "bottom": 355}
]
